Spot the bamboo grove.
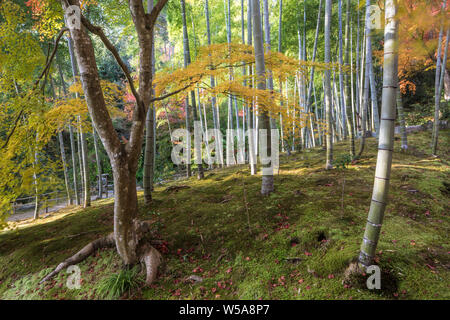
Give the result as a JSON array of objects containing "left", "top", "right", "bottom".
[{"left": 0, "top": 0, "right": 449, "bottom": 283}]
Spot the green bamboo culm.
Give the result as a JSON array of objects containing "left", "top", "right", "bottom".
[
  {"left": 324, "top": 0, "right": 333, "bottom": 170},
  {"left": 252, "top": 0, "right": 274, "bottom": 196},
  {"left": 357, "top": 0, "right": 371, "bottom": 159},
  {"left": 359, "top": 0, "right": 399, "bottom": 267},
  {"left": 396, "top": 88, "right": 408, "bottom": 150},
  {"left": 432, "top": 25, "right": 449, "bottom": 156}
]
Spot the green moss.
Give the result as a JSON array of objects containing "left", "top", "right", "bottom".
[{"left": 0, "top": 130, "right": 449, "bottom": 300}]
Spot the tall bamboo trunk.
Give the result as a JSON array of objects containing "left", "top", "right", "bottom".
[
  {"left": 350, "top": 13, "right": 357, "bottom": 143},
  {"left": 204, "top": 0, "right": 223, "bottom": 168},
  {"left": 58, "top": 131, "right": 73, "bottom": 205},
  {"left": 368, "top": 41, "right": 380, "bottom": 138},
  {"left": 355, "top": 8, "right": 361, "bottom": 131},
  {"left": 50, "top": 77, "right": 73, "bottom": 205},
  {"left": 357, "top": 0, "right": 371, "bottom": 158},
  {"left": 306, "top": 0, "right": 322, "bottom": 113},
  {"left": 68, "top": 36, "right": 90, "bottom": 206},
  {"left": 180, "top": 1, "right": 192, "bottom": 177},
  {"left": 252, "top": 0, "right": 273, "bottom": 195},
  {"left": 396, "top": 88, "right": 408, "bottom": 150},
  {"left": 344, "top": 0, "right": 355, "bottom": 157},
  {"left": 324, "top": 0, "right": 333, "bottom": 169},
  {"left": 181, "top": 0, "right": 204, "bottom": 179},
  {"left": 262, "top": 0, "right": 276, "bottom": 129},
  {"left": 57, "top": 61, "right": 80, "bottom": 205},
  {"left": 68, "top": 125, "right": 80, "bottom": 205},
  {"left": 278, "top": 0, "right": 284, "bottom": 152},
  {"left": 359, "top": 0, "right": 398, "bottom": 267},
  {"left": 143, "top": 0, "right": 156, "bottom": 203},
  {"left": 432, "top": 4, "right": 449, "bottom": 156},
  {"left": 93, "top": 128, "right": 103, "bottom": 199},
  {"left": 33, "top": 133, "right": 40, "bottom": 220},
  {"left": 76, "top": 124, "right": 84, "bottom": 202},
  {"left": 247, "top": 0, "right": 257, "bottom": 175},
  {"left": 338, "top": 0, "right": 347, "bottom": 139},
  {"left": 225, "top": 0, "right": 234, "bottom": 166},
  {"left": 80, "top": 120, "right": 90, "bottom": 207}
]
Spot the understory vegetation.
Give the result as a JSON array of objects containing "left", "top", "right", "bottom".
[{"left": 1, "top": 130, "right": 448, "bottom": 300}]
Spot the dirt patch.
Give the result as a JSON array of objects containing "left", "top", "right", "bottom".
[
  {"left": 440, "top": 181, "right": 450, "bottom": 197},
  {"left": 343, "top": 262, "right": 399, "bottom": 298},
  {"left": 164, "top": 185, "right": 191, "bottom": 193}
]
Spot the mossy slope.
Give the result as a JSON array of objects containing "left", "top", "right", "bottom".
[{"left": 0, "top": 130, "right": 449, "bottom": 300}]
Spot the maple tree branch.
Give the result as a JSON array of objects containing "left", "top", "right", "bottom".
[
  {"left": 37, "top": 28, "right": 69, "bottom": 89},
  {"left": 1, "top": 27, "right": 68, "bottom": 150},
  {"left": 80, "top": 16, "right": 144, "bottom": 110},
  {"left": 150, "top": 84, "right": 194, "bottom": 102},
  {"left": 147, "top": 0, "right": 169, "bottom": 31}
]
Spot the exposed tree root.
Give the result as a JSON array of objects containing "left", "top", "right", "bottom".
[
  {"left": 40, "top": 220, "right": 163, "bottom": 285},
  {"left": 39, "top": 233, "right": 115, "bottom": 284},
  {"left": 140, "top": 245, "right": 162, "bottom": 285}
]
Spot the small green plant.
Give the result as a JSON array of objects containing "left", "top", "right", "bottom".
[
  {"left": 334, "top": 154, "right": 353, "bottom": 169},
  {"left": 96, "top": 266, "right": 143, "bottom": 300}
]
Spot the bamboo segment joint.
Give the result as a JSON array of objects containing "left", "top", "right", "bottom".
[
  {"left": 363, "top": 237, "right": 377, "bottom": 246},
  {"left": 375, "top": 176, "right": 390, "bottom": 181},
  {"left": 358, "top": 250, "right": 373, "bottom": 266},
  {"left": 367, "top": 218, "right": 382, "bottom": 227}
]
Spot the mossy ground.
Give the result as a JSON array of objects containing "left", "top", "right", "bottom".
[{"left": 1, "top": 130, "right": 449, "bottom": 300}]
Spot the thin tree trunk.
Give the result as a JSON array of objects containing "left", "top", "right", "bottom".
[
  {"left": 68, "top": 36, "right": 90, "bottom": 206},
  {"left": 338, "top": 0, "right": 347, "bottom": 139},
  {"left": 344, "top": 0, "right": 355, "bottom": 157},
  {"left": 181, "top": 0, "right": 204, "bottom": 178},
  {"left": 357, "top": 0, "right": 371, "bottom": 158},
  {"left": 252, "top": 0, "right": 273, "bottom": 195},
  {"left": 324, "top": 0, "right": 333, "bottom": 169},
  {"left": 396, "top": 88, "right": 408, "bottom": 150},
  {"left": 263, "top": 0, "right": 276, "bottom": 129},
  {"left": 68, "top": 125, "right": 80, "bottom": 205},
  {"left": 368, "top": 41, "right": 380, "bottom": 138},
  {"left": 204, "top": 0, "right": 223, "bottom": 168},
  {"left": 355, "top": 7, "right": 361, "bottom": 131},
  {"left": 225, "top": 0, "right": 236, "bottom": 166},
  {"left": 77, "top": 124, "right": 84, "bottom": 202},
  {"left": 305, "top": 0, "right": 322, "bottom": 113},
  {"left": 58, "top": 130, "right": 73, "bottom": 205},
  {"left": 57, "top": 60, "right": 80, "bottom": 205},
  {"left": 247, "top": 0, "right": 257, "bottom": 174},
  {"left": 143, "top": 0, "right": 156, "bottom": 203},
  {"left": 181, "top": 5, "right": 192, "bottom": 178},
  {"left": 278, "top": 0, "right": 284, "bottom": 152},
  {"left": 80, "top": 119, "right": 90, "bottom": 207},
  {"left": 432, "top": 12, "right": 449, "bottom": 156},
  {"left": 359, "top": 0, "right": 398, "bottom": 267},
  {"left": 350, "top": 12, "right": 357, "bottom": 142},
  {"left": 33, "top": 133, "right": 40, "bottom": 220},
  {"left": 92, "top": 128, "right": 103, "bottom": 199},
  {"left": 50, "top": 77, "right": 73, "bottom": 205}
]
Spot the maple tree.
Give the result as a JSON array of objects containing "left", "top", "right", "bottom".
[{"left": 373, "top": 0, "right": 450, "bottom": 94}]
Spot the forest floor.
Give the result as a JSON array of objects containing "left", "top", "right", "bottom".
[{"left": 0, "top": 129, "right": 449, "bottom": 300}]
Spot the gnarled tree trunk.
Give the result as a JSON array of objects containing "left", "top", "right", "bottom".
[{"left": 42, "top": 0, "right": 169, "bottom": 285}]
